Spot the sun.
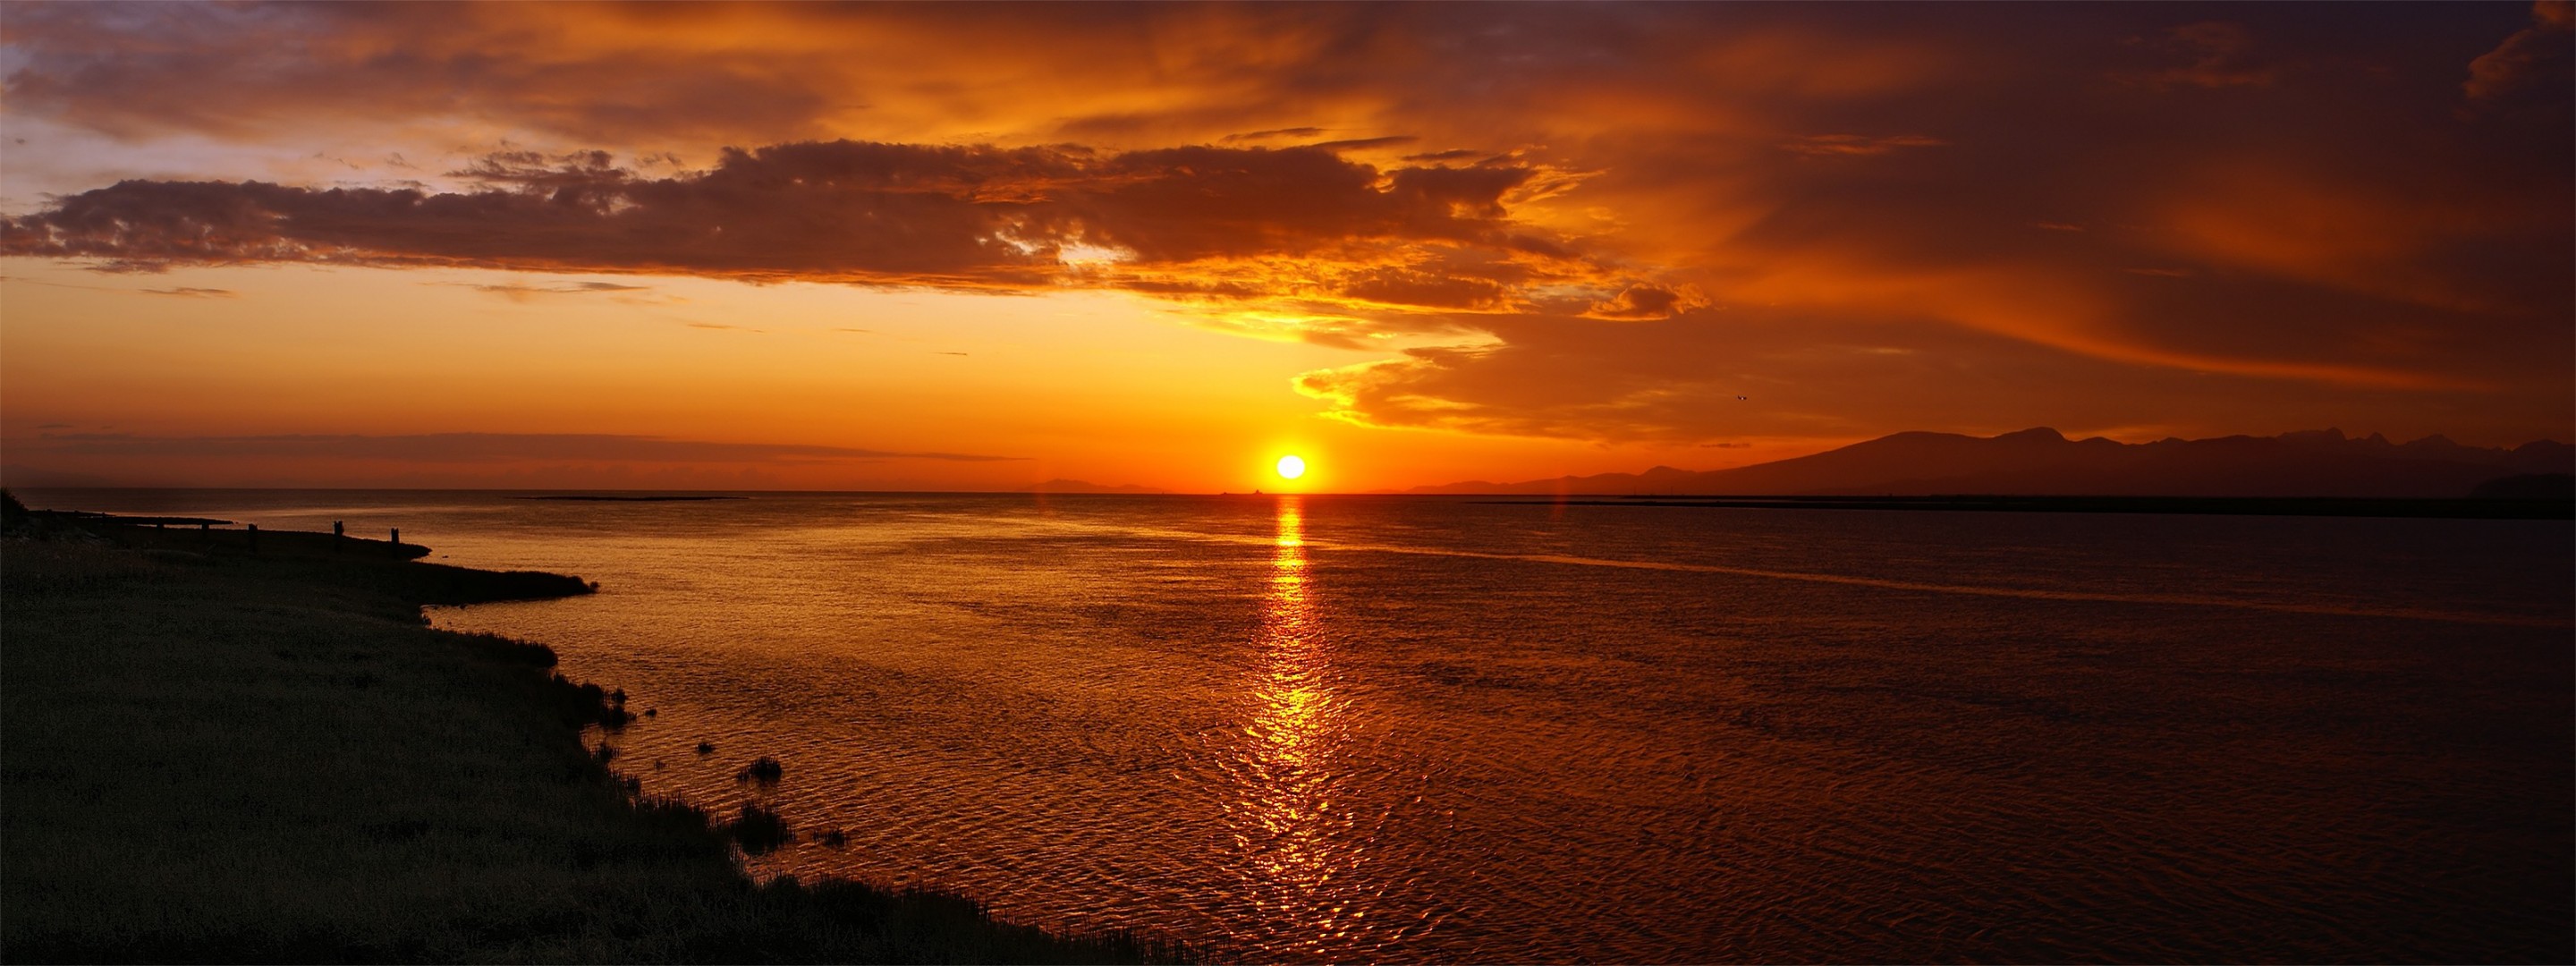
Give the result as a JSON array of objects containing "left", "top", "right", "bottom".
[{"left": 1275, "top": 454, "right": 1307, "bottom": 480}]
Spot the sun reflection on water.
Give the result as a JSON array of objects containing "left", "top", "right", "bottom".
[{"left": 1225, "top": 496, "right": 1371, "bottom": 954}]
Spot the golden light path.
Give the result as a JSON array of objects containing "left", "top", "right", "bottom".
[{"left": 1225, "top": 495, "right": 1367, "bottom": 954}]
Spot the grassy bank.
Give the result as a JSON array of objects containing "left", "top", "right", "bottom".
[{"left": 1, "top": 501, "right": 1173, "bottom": 962}]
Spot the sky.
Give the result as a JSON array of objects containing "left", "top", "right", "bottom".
[{"left": 2, "top": 1, "right": 2568, "bottom": 492}]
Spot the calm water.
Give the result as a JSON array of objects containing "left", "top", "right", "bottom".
[{"left": 27, "top": 489, "right": 2575, "bottom": 962}]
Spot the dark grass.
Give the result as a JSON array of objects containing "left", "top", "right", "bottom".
[
  {"left": 737, "top": 756, "right": 785, "bottom": 783},
  {"left": 1, "top": 504, "right": 1183, "bottom": 963},
  {"left": 727, "top": 802, "right": 794, "bottom": 856}
]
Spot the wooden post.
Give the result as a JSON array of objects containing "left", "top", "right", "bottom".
[
  {"left": 390, "top": 527, "right": 400, "bottom": 551},
  {"left": 247, "top": 523, "right": 258, "bottom": 552},
  {"left": 333, "top": 521, "right": 343, "bottom": 553}
]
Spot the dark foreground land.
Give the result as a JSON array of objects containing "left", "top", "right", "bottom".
[{"left": 0, "top": 501, "right": 1172, "bottom": 963}]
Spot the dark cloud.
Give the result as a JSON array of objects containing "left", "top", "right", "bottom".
[
  {"left": 1309, "top": 136, "right": 1419, "bottom": 152},
  {"left": 1, "top": 140, "right": 1626, "bottom": 321},
  {"left": 22, "top": 432, "right": 1019, "bottom": 463},
  {"left": 2124, "top": 21, "right": 2279, "bottom": 89},
  {"left": 139, "top": 286, "right": 236, "bottom": 298},
  {"left": 449, "top": 149, "right": 630, "bottom": 191},
  {"left": 2464, "top": 1, "right": 2575, "bottom": 104},
  {"left": 1222, "top": 128, "right": 1328, "bottom": 142},
  {"left": 1779, "top": 134, "right": 1946, "bottom": 157},
  {"left": 1585, "top": 284, "right": 1703, "bottom": 320},
  {"left": 0, "top": 3, "right": 850, "bottom": 146}
]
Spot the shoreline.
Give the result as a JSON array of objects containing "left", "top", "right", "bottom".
[{"left": 0, "top": 499, "right": 1178, "bottom": 962}]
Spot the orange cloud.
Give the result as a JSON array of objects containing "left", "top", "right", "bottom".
[
  {"left": 2, "top": 141, "right": 1673, "bottom": 333},
  {"left": 2, "top": 2, "right": 2566, "bottom": 453},
  {"left": 2153, "top": 165, "right": 2567, "bottom": 317},
  {"left": 19, "top": 432, "right": 1019, "bottom": 463}
]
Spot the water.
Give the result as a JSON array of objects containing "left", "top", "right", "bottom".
[{"left": 24, "top": 488, "right": 2573, "bottom": 962}]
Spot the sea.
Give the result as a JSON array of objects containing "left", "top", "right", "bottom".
[{"left": 21, "top": 488, "right": 2573, "bottom": 962}]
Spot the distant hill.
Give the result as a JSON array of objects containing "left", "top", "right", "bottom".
[
  {"left": 1023, "top": 479, "right": 1169, "bottom": 494},
  {"left": 1410, "top": 428, "right": 2576, "bottom": 498}
]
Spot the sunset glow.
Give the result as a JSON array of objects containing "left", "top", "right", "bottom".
[
  {"left": 3, "top": 6, "right": 2568, "bottom": 963},
  {"left": 0, "top": 1, "right": 2566, "bottom": 492}
]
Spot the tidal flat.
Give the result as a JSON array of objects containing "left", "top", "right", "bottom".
[{"left": 0, "top": 506, "right": 1173, "bottom": 963}]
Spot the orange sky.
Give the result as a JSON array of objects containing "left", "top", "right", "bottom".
[{"left": 2, "top": 1, "right": 2569, "bottom": 491}]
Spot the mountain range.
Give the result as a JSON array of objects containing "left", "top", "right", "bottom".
[{"left": 1408, "top": 428, "right": 2575, "bottom": 499}]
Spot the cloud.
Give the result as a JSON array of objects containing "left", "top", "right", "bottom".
[
  {"left": 2123, "top": 21, "right": 2278, "bottom": 89},
  {"left": 1, "top": 140, "right": 1644, "bottom": 327},
  {"left": 1223, "top": 128, "right": 1328, "bottom": 143},
  {"left": 1779, "top": 134, "right": 1947, "bottom": 157},
  {"left": 1309, "top": 136, "right": 1419, "bottom": 152},
  {"left": 2465, "top": 2, "right": 2575, "bottom": 103},
  {"left": 139, "top": 286, "right": 236, "bottom": 298},
  {"left": 463, "top": 280, "right": 652, "bottom": 302},
  {"left": 21, "top": 432, "right": 1021, "bottom": 463},
  {"left": 1585, "top": 284, "right": 1706, "bottom": 320},
  {"left": 2148, "top": 165, "right": 2565, "bottom": 316},
  {"left": 1, "top": 3, "right": 2565, "bottom": 447}
]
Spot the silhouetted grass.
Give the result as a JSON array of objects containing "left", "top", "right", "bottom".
[
  {"left": 728, "top": 802, "right": 793, "bottom": 855},
  {"left": 737, "top": 756, "right": 785, "bottom": 783},
  {"left": 2, "top": 522, "right": 1183, "bottom": 963}
]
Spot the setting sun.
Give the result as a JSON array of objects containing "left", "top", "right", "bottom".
[{"left": 0, "top": 4, "right": 2567, "bottom": 963}]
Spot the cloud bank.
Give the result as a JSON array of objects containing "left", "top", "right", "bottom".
[
  {"left": 2, "top": 1, "right": 2567, "bottom": 445},
  {"left": 2, "top": 141, "right": 1668, "bottom": 335},
  {"left": 21, "top": 432, "right": 1020, "bottom": 463}
]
